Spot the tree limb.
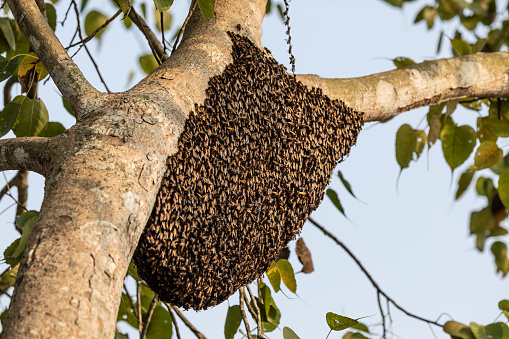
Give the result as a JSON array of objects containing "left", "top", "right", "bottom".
[
  {"left": 6, "top": 0, "right": 102, "bottom": 118},
  {"left": 128, "top": 5, "right": 168, "bottom": 62},
  {"left": 297, "top": 52, "right": 509, "bottom": 122},
  {"left": 0, "top": 137, "right": 53, "bottom": 176}
]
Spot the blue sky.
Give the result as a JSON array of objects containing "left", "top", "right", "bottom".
[{"left": 0, "top": 1, "right": 506, "bottom": 338}]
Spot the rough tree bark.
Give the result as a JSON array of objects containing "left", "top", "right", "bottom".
[{"left": 0, "top": 0, "right": 507, "bottom": 338}]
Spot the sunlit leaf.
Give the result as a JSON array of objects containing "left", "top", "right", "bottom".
[
  {"left": 451, "top": 38, "right": 472, "bottom": 56},
  {"left": 499, "top": 300, "right": 509, "bottom": 312},
  {"left": 266, "top": 261, "right": 281, "bottom": 292},
  {"left": 283, "top": 327, "right": 301, "bottom": 339},
  {"left": 392, "top": 57, "right": 415, "bottom": 68},
  {"left": 276, "top": 259, "right": 296, "bottom": 293},
  {"left": 224, "top": 305, "right": 242, "bottom": 339},
  {"left": 472, "top": 142, "right": 503, "bottom": 171},
  {"left": 440, "top": 120, "right": 476, "bottom": 171},
  {"left": 153, "top": 0, "right": 173, "bottom": 12},
  {"left": 139, "top": 54, "right": 158, "bottom": 75},
  {"left": 197, "top": 0, "right": 214, "bottom": 19},
  {"left": 343, "top": 332, "right": 368, "bottom": 339},
  {"left": 84, "top": 10, "right": 109, "bottom": 39},
  {"left": 154, "top": 8, "right": 172, "bottom": 32},
  {"left": 18, "top": 53, "right": 49, "bottom": 82},
  {"left": 443, "top": 321, "right": 475, "bottom": 339},
  {"left": 326, "top": 313, "right": 358, "bottom": 331},
  {"left": 326, "top": 189, "right": 345, "bottom": 216}
]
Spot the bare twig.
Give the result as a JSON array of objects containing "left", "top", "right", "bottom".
[
  {"left": 246, "top": 285, "right": 265, "bottom": 338},
  {"left": 241, "top": 287, "right": 257, "bottom": 320},
  {"left": 140, "top": 294, "right": 159, "bottom": 339},
  {"left": 308, "top": 217, "right": 443, "bottom": 328},
  {"left": 171, "top": 306, "right": 207, "bottom": 339},
  {"left": 123, "top": 283, "right": 138, "bottom": 320},
  {"left": 171, "top": 0, "right": 197, "bottom": 55},
  {"left": 70, "top": 0, "right": 111, "bottom": 93},
  {"left": 66, "top": 9, "right": 122, "bottom": 50},
  {"left": 165, "top": 303, "right": 182, "bottom": 339},
  {"left": 128, "top": 5, "right": 167, "bottom": 63},
  {"left": 3, "top": 76, "right": 17, "bottom": 106},
  {"left": 239, "top": 288, "right": 252, "bottom": 337},
  {"left": 377, "top": 291, "right": 386, "bottom": 338},
  {"left": 137, "top": 281, "right": 142, "bottom": 333}
]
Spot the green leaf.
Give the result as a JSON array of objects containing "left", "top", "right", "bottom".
[
  {"left": 338, "top": 171, "right": 357, "bottom": 199},
  {"left": 224, "top": 305, "right": 242, "bottom": 339},
  {"left": 326, "top": 313, "right": 359, "bottom": 331},
  {"left": 153, "top": 0, "right": 173, "bottom": 12},
  {"left": 343, "top": 333, "right": 368, "bottom": 339},
  {"left": 3, "top": 238, "right": 22, "bottom": 266},
  {"left": 266, "top": 261, "right": 281, "bottom": 292},
  {"left": 0, "top": 55, "right": 21, "bottom": 82},
  {"left": 139, "top": 54, "right": 158, "bottom": 75},
  {"left": 276, "top": 259, "right": 296, "bottom": 293},
  {"left": 15, "top": 210, "right": 39, "bottom": 229},
  {"left": 326, "top": 189, "right": 345, "bottom": 216},
  {"left": 11, "top": 212, "right": 38, "bottom": 258},
  {"left": 415, "top": 6, "right": 437, "bottom": 28},
  {"left": 472, "top": 142, "right": 503, "bottom": 171},
  {"left": 440, "top": 120, "right": 476, "bottom": 171},
  {"left": 197, "top": 0, "right": 214, "bottom": 19},
  {"left": 62, "top": 96, "right": 74, "bottom": 117},
  {"left": 428, "top": 114, "right": 441, "bottom": 146},
  {"left": 491, "top": 154, "right": 509, "bottom": 175},
  {"left": 283, "top": 327, "right": 301, "bottom": 339},
  {"left": 84, "top": 10, "right": 109, "bottom": 39},
  {"left": 81, "top": 0, "right": 89, "bottom": 11},
  {"left": 396, "top": 124, "right": 426, "bottom": 169},
  {"left": 18, "top": 53, "right": 49, "bottom": 82},
  {"left": 499, "top": 169, "right": 509, "bottom": 209},
  {"left": 0, "top": 98, "right": 21, "bottom": 137},
  {"left": 392, "top": 57, "right": 415, "bottom": 68},
  {"left": 146, "top": 305, "right": 172, "bottom": 339},
  {"left": 38, "top": 122, "right": 66, "bottom": 137},
  {"left": 154, "top": 8, "right": 172, "bottom": 32},
  {"left": 0, "top": 18, "right": 16, "bottom": 50},
  {"left": 260, "top": 283, "right": 272, "bottom": 316},
  {"left": 476, "top": 177, "right": 496, "bottom": 199},
  {"left": 115, "top": 333, "right": 129, "bottom": 339},
  {"left": 351, "top": 323, "right": 370, "bottom": 333},
  {"left": 499, "top": 300, "right": 509, "bottom": 312},
  {"left": 443, "top": 321, "right": 475, "bottom": 339},
  {"left": 472, "top": 38, "right": 488, "bottom": 53},
  {"left": 451, "top": 38, "right": 472, "bottom": 56},
  {"left": 45, "top": 3, "right": 57, "bottom": 31},
  {"left": 455, "top": 171, "right": 474, "bottom": 200},
  {"left": 11, "top": 96, "right": 49, "bottom": 137},
  {"left": 383, "top": 0, "right": 403, "bottom": 7},
  {"left": 491, "top": 242, "right": 509, "bottom": 276}
]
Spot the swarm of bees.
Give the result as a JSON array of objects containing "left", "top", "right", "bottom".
[{"left": 133, "top": 33, "right": 364, "bottom": 310}]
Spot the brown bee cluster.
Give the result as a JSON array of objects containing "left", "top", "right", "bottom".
[{"left": 133, "top": 32, "right": 364, "bottom": 310}]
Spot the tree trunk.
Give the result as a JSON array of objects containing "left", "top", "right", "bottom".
[{"left": 1, "top": 0, "right": 508, "bottom": 337}]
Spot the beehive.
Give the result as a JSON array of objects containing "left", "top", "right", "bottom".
[{"left": 133, "top": 32, "right": 364, "bottom": 310}]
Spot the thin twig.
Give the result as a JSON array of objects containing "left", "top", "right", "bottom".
[
  {"left": 171, "top": 0, "right": 197, "bottom": 55},
  {"left": 239, "top": 288, "right": 252, "bottom": 338},
  {"left": 308, "top": 217, "right": 443, "bottom": 328},
  {"left": 246, "top": 285, "right": 265, "bottom": 338},
  {"left": 128, "top": 5, "right": 167, "bottom": 63},
  {"left": 377, "top": 291, "right": 386, "bottom": 338},
  {"left": 171, "top": 306, "right": 207, "bottom": 339},
  {"left": 0, "top": 171, "right": 28, "bottom": 229},
  {"left": 66, "top": 9, "right": 122, "bottom": 50},
  {"left": 123, "top": 283, "right": 138, "bottom": 320},
  {"left": 70, "top": 0, "right": 111, "bottom": 93},
  {"left": 165, "top": 303, "right": 182, "bottom": 339},
  {"left": 60, "top": 0, "right": 73, "bottom": 26},
  {"left": 160, "top": 12, "right": 166, "bottom": 52},
  {"left": 137, "top": 281, "right": 142, "bottom": 333},
  {"left": 241, "top": 287, "right": 257, "bottom": 320},
  {"left": 3, "top": 76, "right": 17, "bottom": 106},
  {"left": 140, "top": 294, "right": 159, "bottom": 339}
]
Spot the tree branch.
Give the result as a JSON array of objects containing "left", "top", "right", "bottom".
[
  {"left": 128, "top": 5, "right": 168, "bottom": 62},
  {"left": 239, "top": 288, "right": 252, "bottom": 337},
  {"left": 307, "top": 217, "right": 443, "bottom": 328},
  {"left": 165, "top": 304, "right": 182, "bottom": 339},
  {"left": 140, "top": 294, "right": 158, "bottom": 339},
  {"left": 297, "top": 52, "right": 509, "bottom": 122},
  {"left": 6, "top": 0, "right": 102, "bottom": 118},
  {"left": 0, "top": 137, "right": 53, "bottom": 176},
  {"left": 170, "top": 306, "right": 207, "bottom": 339}
]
